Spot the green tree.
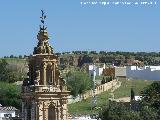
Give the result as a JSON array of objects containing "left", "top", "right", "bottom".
[
  {"left": 66, "top": 71, "right": 92, "bottom": 97},
  {"left": 100, "top": 102, "right": 141, "bottom": 120},
  {"left": 89, "top": 51, "right": 97, "bottom": 55},
  {"left": 81, "top": 51, "right": 88, "bottom": 55},
  {"left": 100, "top": 101, "right": 160, "bottom": 120},
  {"left": 72, "top": 51, "right": 81, "bottom": 54},
  {"left": 0, "top": 59, "right": 22, "bottom": 83},
  {"left": 0, "top": 59, "right": 8, "bottom": 81},
  {"left": 139, "top": 106, "right": 159, "bottom": 120},
  {"left": 0, "top": 82, "right": 21, "bottom": 109},
  {"left": 18, "top": 55, "right": 23, "bottom": 59},
  {"left": 141, "top": 81, "right": 160, "bottom": 109},
  {"left": 99, "top": 51, "right": 107, "bottom": 55},
  {"left": 10, "top": 55, "right": 14, "bottom": 58},
  {"left": 131, "top": 88, "right": 135, "bottom": 100}
]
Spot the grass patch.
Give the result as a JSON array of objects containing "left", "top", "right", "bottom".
[
  {"left": 68, "top": 89, "right": 110, "bottom": 114},
  {"left": 114, "top": 78, "right": 154, "bottom": 99}
]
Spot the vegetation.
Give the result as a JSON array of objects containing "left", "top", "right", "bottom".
[
  {"left": 66, "top": 71, "right": 92, "bottom": 97},
  {"left": 0, "top": 81, "right": 21, "bottom": 109},
  {"left": 3, "top": 51, "right": 160, "bottom": 68},
  {"left": 57, "top": 51, "right": 160, "bottom": 67},
  {"left": 0, "top": 59, "right": 23, "bottom": 83},
  {"left": 68, "top": 78, "right": 153, "bottom": 114},
  {"left": 1, "top": 58, "right": 26, "bottom": 63},
  {"left": 100, "top": 81, "right": 160, "bottom": 120},
  {"left": 68, "top": 89, "right": 110, "bottom": 114},
  {"left": 1, "top": 53, "right": 160, "bottom": 117},
  {"left": 2, "top": 51, "right": 160, "bottom": 67},
  {"left": 114, "top": 78, "right": 154, "bottom": 99},
  {"left": 100, "top": 101, "right": 159, "bottom": 120},
  {"left": 141, "top": 81, "right": 160, "bottom": 109},
  {"left": 0, "top": 59, "right": 22, "bottom": 109}
]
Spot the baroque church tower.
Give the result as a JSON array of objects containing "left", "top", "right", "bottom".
[{"left": 22, "top": 10, "right": 70, "bottom": 120}]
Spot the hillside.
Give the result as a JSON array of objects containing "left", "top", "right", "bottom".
[
  {"left": 2, "top": 51, "right": 160, "bottom": 68},
  {"left": 68, "top": 78, "right": 154, "bottom": 114}
]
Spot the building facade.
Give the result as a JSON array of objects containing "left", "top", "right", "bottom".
[
  {"left": 89, "top": 64, "right": 105, "bottom": 76},
  {"left": 126, "top": 66, "right": 160, "bottom": 80},
  {"left": 21, "top": 11, "right": 70, "bottom": 120}
]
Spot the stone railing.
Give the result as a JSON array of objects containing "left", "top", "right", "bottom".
[
  {"left": 82, "top": 79, "right": 117, "bottom": 100},
  {"left": 22, "top": 85, "right": 61, "bottom": 93},
  {"left": 33, "top": 85, "right": 61, "bottom": 92}
]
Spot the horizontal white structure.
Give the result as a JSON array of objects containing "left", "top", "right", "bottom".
[
  {"left": 72, "top": 116, "right": 97, "bottom": 120},
  {"left": 126, "top": 66, "right": 160, "bottom": 80}
]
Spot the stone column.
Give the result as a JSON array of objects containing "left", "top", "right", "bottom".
[
  {"left": 22, "top": 101, "right": 26, "bottom": 120},
  {"left": 38, "top": 102, "right": 43, "bottom": 120},
  {"left": 31, "top": 101, "right": 35, "bottom": 120},
  {"left": 43, "top": 62, "right": 47, "bottom": 85}
]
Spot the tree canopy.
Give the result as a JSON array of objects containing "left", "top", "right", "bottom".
[
  {"left": 0, "top": 59, "right": 23, "bottom": 83},
  {"left": 141, "top": 81, "right": 160, "bottom": 109},
  {"left": 100, "top": 81, "right": 160, "bottom": 120},
  {"left": 66, "top": 71, "right": 92, "bottom": 97},
  {"left": 0, "top": 82, "right": 21, "bottom": 109}
]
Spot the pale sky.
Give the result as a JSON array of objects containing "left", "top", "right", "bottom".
[{"left": 0, "top": 0, "right": 159, "bottom": 57}]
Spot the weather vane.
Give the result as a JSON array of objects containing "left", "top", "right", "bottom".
[
  {"left": 40, "top": 10, "right": 47, "bottom": 31},
  {"left": 40, "top": 10, "right": 46, "bottom": 24}
]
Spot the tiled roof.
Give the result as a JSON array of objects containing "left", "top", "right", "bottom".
[{"left": 0, "top": 106, "right": 17, "bottom": 111}]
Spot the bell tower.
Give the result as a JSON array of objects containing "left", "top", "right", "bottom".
[{"left": 22, "top": 10, "right": 70, "bottom": 120}]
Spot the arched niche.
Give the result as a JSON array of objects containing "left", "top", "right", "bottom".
[
  {"left": 48, "top": 104, "right": 56, "bottom": 120},
  {"left": 46, "top": 64, "right": 54, "bottom": 85}
]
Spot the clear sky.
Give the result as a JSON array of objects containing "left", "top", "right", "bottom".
[{"left": 0, "top": 0, "right": 159, "bottom": 57}]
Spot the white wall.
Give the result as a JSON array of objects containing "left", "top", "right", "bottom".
[
  {"left": 126, "top": 66, "right": 160, "bottom": 80},
  {"left": 0, "top": 110, "right": 15, "bottom": 120}
]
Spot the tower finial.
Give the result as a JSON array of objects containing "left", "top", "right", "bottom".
[
  {"left": 40, "top": 10, "right": 46, "bottom": 25},
  {"left": 37, "top": 10, "right": 49, "bottom": 41}
]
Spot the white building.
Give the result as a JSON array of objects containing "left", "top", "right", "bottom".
[
  {"left": 0, "top": 105, "right": 17, "bottom": 120},
  {"left": 126, "top": 66, "right": 160, "bottom": 80},
  {"left": 89, "top": 65, "right": 160, "bottom": 80},
  {"left": 89, "top": 64, "right": 105, "bottom": 76}
]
